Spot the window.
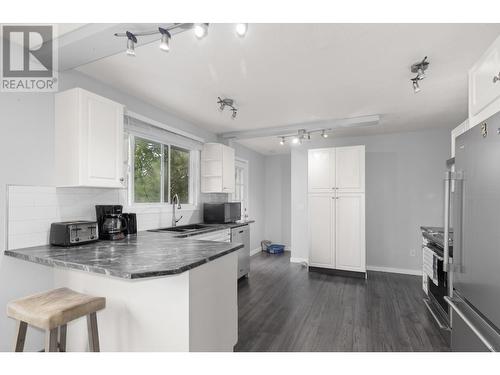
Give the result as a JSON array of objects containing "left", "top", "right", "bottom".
[
  {"left": 132, "top": 136, "right": 192, "bottom": 204},
  {"left": 231, "top": 159, "right": 249, "bottom": 220}
]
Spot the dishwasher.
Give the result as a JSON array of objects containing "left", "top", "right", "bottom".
[{"left": 230, "top": 226, "right": 250, "bottom": 279}]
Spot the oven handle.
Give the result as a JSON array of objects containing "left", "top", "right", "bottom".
[{"left": 445, "top": 296, "right": 496, "bottom": 352}]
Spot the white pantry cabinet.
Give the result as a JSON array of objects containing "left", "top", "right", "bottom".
[
  {"left": 308, "top": 146, "right": 365, "bottom": 193},
  {"left": 201, "top": 143, "right": 235, "bottom": 193},
  {"left": 55, "top": 88, "right": 125, "bottom": 188},
  {"left": 308, "top": 145, "right": 366, "bottom": 274},
  {"left": 468, "top": 35, "right": 500, "bottom": 128}
]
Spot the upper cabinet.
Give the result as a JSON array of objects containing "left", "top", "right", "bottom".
[
  {"left": 469, "top": 35, "right": 500, "bottom": 128},
  {"left": 201, "top": 143, "right": 235, "bottom": 193},
  {"left": 308, "top": 145, "right": 365, "bottom": 193},
  {"left": 55, "top": 88, "right": 125, "bottom": 188}
]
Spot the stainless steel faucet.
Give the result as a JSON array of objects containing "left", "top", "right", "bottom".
[{"left": 172, "top": 194, "right": 183, "bottom": 227}]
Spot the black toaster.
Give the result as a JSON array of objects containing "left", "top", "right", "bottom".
[{"left": 50, "top": 221, "right": 99, "bottom": 246}]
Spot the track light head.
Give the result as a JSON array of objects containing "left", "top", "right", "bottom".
[
  {"left": 231, "top": 109, "right": 237, "bottom": 119},
  {"left": 411, "top": 78, "right": 421, "bottom": 93},
  {"left": 194, "top": 23, "right": 209, "bottom": 39},
  {"left": 235, "top": 23, "right": 248, "bottom": 37},
  {"left": 159, "top": 27, "right": 171, "bottom": 52},
  {"left": 126, "top": 31, "right": 137, "bottom": 56},
  {"left": 321, "top": 130, "right": 328, "bottom": 138},
  {"left": 279, "top": 137, "right": 285, "bottom": 146}
]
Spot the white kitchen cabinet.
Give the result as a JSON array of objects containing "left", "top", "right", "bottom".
[
  {"left": 468, "top": 35, "right": 500, "bottom": 128},
  {"left": 55, "top": 88, "right": 125, "bottom": 188},
  {"left": 307, "top": 145, "right": 366, "bottom": 275},
  {"left": 201, "top": 143, "right": 235, "bottom": 193},
  {"left": 308, "top": 145, "right": 365, "bottom": 193},
  {"left": 308, "top": 148, "right": 334, "bottom": 193},
  {"left": 308, "top": 194, "right": 334, "bottom": 267},
  {"left": 335, "top": 145, "right": 365, "bottom": 193},
  {"left": 451, "top": 119, "right": 469, "bottom": 158},
  {"left": 335, "top": 193, "right": 365, "bottom": 272}
]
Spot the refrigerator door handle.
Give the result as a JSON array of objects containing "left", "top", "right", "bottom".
[
  {"left": 445, "top": 296, "right": 497, "bottom": 352},
  {"left": 443, "top": 172, "right": 452, "bottom": 272}
]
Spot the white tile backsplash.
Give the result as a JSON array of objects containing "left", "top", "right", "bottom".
[{"left": 7, "top": 185, "right": 120, "bottom": 250}]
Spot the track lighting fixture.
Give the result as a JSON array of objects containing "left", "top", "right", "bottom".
[
  {"left": 235, "top": 23, "right": 248, "bottom": 37},
  {"left": 115, "top": 23, "right": 215, "bottom": 56},
  {"left": 194, "top": 23, "right": 209, "bottom": 39},
  {"left": 159, "top": 27, "right": 171, "bottom": 52},
  {"left": 278, "top": 128, "right": 331, "bottom": 145},
  {"left": 126, "top": 31, "right": 137, "bottom": 56},
  {"left": 217, "top": 97, "right": 238, "bottom": 119},
  {"left": 409, "top": 56, "right": 429, "bottom": 93}
]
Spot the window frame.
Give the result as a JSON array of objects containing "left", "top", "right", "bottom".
[{"left": 127, "top": 134, "right": 199, "bottom": 211}]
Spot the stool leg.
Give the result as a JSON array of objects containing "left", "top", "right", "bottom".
[
  {"left": 14, "top": 321, "right": 28, "bottom": 352},
  {"left": 86, "top": 312, "right": 100, "bottom": 352},
  {"left": 45, "top": 328, "right": 58, "bottom": 352},
  {"left": 59, "top": 324, "right": 67, "bottom": 352}
]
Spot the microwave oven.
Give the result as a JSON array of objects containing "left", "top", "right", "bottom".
[{"left": 203, "top": 202, "right": 241, "bottom": 224}]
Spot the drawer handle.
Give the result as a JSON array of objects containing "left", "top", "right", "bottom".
[{"left": 493, "top": 72, "right": 500, "bottom": 83}]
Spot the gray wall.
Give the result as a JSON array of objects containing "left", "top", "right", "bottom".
[
  {"left": 291, "top": 127, "right": 450, "bottom": 272},
  {"left": 0, "top": 70, "right": 264, "bottom": 351},
  {"left": 264, "top": 154, "right": 291, "bottom": 248}
]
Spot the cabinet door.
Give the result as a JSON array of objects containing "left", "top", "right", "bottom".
[
  {"left": 469, "top": 35, "right": 500, "bottom": 126},
  {"left": 335, "top": 193, "right": 365, "bottom": 272},
  {"left": 222, "top": 145, "right": 235, "bottom": 193},
  {"left": 80, "top": 91, "right": 124, "bottom": 188},
  {"left": 308, "top": 194, "right": 334, "bottom": 268},
  {"left": 308, "top": 148, "right": 334, "bottom": 193},
  {"left": 336, "top": 145, "right": 365, "bottom": 193}
]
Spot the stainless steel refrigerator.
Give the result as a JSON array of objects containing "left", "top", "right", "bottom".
[{"left": 446, "top": 112, "right": 500, "bottom": 351}]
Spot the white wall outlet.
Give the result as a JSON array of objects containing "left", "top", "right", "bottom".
[{"left": 410, "top": 249, "right": 416, "bottom": 257}]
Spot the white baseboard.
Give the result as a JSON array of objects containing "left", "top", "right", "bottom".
[
  {"left": 290, "top": 257, "right": 309, "bottom": 265},
  {"left": 250, "top": 247, "right": 262, "bottom": 256},
  {"left": 366, "top": 265, "right": 422, "bottom": 276}
]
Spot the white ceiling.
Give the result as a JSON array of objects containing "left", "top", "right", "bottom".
[{"left": 75, "top": 23, "right": 500, "bottom": 155}]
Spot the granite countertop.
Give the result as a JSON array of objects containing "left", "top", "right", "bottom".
[{"left": 4, "top": 231, "right": 244, "bottom": 280}]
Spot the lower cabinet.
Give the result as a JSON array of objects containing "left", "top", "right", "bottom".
[{"left": 308, "top": 192, "right": 365, "bottom": 273}]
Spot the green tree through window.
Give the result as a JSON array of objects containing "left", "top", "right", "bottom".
[{"left": 133, "top": 137, "right": 191, "bottom": 204}]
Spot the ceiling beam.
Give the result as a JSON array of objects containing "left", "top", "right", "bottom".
[{"left": 219, "top": 115, "right": 380, "bottom": 140}]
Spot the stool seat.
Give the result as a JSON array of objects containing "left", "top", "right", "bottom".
[{"left": 7, "top": 287, "right": 105, "bottom": 330}]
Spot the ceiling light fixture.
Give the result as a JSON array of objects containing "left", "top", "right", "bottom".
[
  {"left": 115, "top": 23, "right": 214, "bottom": 56},
  {"left": 217, "top": 97, "right": 238, "bottom": 119},
  {"left": 158, "top": 27, "right": 171, "bottom": 52},
  {"left": 194, "top": 23, "right": 209, "bottom": 39},
  {"left": 235, "top": 23, "right": 248, "bottom": 37},
  {"left": 277, "top": 128, "right": 331, "bottom": 145},
  {"left": 409, "top": 56, "right": 429, "bottom": 93},
  {"left": 126, "top": 31, "right": 137, "bottom": 56}
]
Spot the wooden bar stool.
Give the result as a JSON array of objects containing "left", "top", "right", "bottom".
[{"left": 7, "top": 288, "right": 106, "bottom": 352}]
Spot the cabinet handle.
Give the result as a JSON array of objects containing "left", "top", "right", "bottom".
[
  {"left": 119, "top": 177, "right": 125, "bottom": 182},
  {"left": 493, "top": 72, "right": 500, "bottom": 83}
]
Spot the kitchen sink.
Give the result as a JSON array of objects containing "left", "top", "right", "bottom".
[{"left": 150, "top": 224, "right": 212, "bottom": 233}]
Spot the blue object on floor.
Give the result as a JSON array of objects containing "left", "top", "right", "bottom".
[{"left": 267, "top": 244, "right": 285, "bottom": 254}]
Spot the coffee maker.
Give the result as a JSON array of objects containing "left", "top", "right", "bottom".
[{"left": 95, "top": 205, "right": 128, "bottom": 241}]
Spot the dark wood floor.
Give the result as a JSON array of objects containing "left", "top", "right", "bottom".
[{"left": 235, "top": 252, "right": 450, "bottom": 352}]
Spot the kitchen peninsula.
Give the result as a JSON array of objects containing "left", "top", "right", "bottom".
[{"left": 4, "top": 231, "right": 243, "bottom": 352}]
